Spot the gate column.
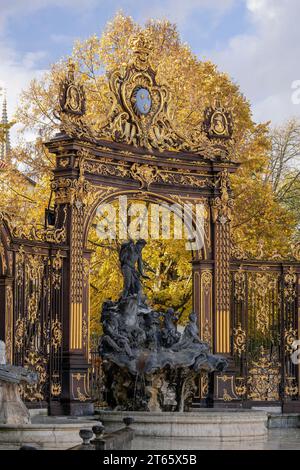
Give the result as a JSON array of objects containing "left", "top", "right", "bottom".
[
  {"left": 211, "top": 168, "right": 233, "bottom": 355},
  {"left": 49, "top": 139, "right": 93, "bottom": 416},
  {"left": 210, "top": 168, "right": 240, "bottom": 405}
]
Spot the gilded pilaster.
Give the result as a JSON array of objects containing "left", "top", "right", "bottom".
[{"left": 211, "top": 169, "right": 233, "bottom": 354}]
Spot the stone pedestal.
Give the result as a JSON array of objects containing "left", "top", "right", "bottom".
[{"left": 0, "top": 382, "right": 30, "bottom": 425}]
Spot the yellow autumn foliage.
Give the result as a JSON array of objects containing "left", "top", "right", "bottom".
[{"left": 0, "top": 13, "right": 296, "bottom": 336}]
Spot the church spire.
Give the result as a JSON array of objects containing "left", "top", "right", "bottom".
[{"left": 0, "top": 91, "right": 11, "bottom": 161}]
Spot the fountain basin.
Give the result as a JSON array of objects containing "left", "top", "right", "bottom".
[
  {"left": 0, "top": 416, "right": 99, "bottom": 450},
  {"left": 98, "top": 409, "right": 268, "bottom": 440}
]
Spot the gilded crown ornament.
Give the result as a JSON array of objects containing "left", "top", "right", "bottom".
[{"left": 129, "top": 32, "right": 153, "bottom": 71}]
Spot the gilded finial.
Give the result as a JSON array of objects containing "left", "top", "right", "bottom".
[{"left": 67, "top": 59, "right": 76, "bottom": 82}]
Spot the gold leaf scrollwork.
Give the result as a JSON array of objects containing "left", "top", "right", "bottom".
[
  {"left": 211, "top": 169, "right": 234, "bottom": 225},
  {"left": 83, "top": 258, "right": 90, "bottom": 288},
  {"left": 248, "top": 347, "right": 281, "bottom": 401},
  {"left": 284, "top": 325, "right": 297, "bottom": 353},
  {"left": 202, "top": 319, "right": 212, "bottom": 345},
  {"left": 51, "top": 382, "right": 62, "bottom": 397},
  {"left": 230, "top": 239, "right": 248, "bottom": 260},
  {"left": 234, "top": 267, "right": 246, "bottom": 302},
  {"left": 284, "top": 377, "right": 299, "bottom": 397},
  {"left": 58, "top": 31, "right": 232, "bottom": 159},
  {"left": 235, "top": 377, "right": 247, "bottom": 397},
  {"left": 15, "top": 318, "right": 25, "bottom": 351},
  {"left": 52, "top": 250, "right": 63, "bottom": 289},
  {"left": 22, "top": 350, "right": 47, "bottom": 402},
  {"left": 0, "top": 242, "right": 7, "bottom": 274},
  {"left": 28, "top": 293, "right": 38, "bottom": 323},
  {"left": 223, "top": 389, "right": 233, "bottom": 402},
  {"left": 51, "top": 319, "right": 62, "bottom": 352},
  {"left": 284, "top": 267, "right": 297, "bottom": 303},
  {"left": 233, "top": 323, "right": 246, "bottom": 357},
  {"left": 200, "top": 372, "right": 208, "bottom": 399},
  {"left": 248, "top": 272, "right": 278, "bottom": 335},
  {"left": 292, "top": 241, "right": 300, "bottom": 262},
  {"left": 130, "top": 163, "right": 158, "bottom": 189},
  {"left": 5, "top": 285, "right": 13, "bottom": 363}
]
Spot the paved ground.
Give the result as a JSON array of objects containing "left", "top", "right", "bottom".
[{"left": 132, "top": 429, "right": 300, "bottom": 450}]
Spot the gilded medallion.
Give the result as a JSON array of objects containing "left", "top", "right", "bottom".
[{"left": 131, "top": 86, "right": 152, "bottom": 116}]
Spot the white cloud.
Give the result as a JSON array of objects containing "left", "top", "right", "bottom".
[
  {"left": 208, "top": 0, "right": 300, "bottom": 125},
  {"left": 0, "top": 40, "right": 47, "bottom": 143},
  {"left": 136, "top": 0, "right": 236, "bottom": 28}
]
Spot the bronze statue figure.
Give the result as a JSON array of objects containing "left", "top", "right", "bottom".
[{"left": 119, "top": 239, "right": 148, "bottom": 304}]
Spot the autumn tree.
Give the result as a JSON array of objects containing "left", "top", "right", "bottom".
[
  {"left": 7, "top": 13, "right": 298, "bottom": 333},
  {"left": 264, "top": 118, "right": 300, "bottom": 238}
]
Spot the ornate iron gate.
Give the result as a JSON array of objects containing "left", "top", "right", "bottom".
[
  {"left": 0, "top": 219, "right": 66, "bottom": 409},
  {"left": 231, "top": 264, "right": 299, "bottom": 407}
]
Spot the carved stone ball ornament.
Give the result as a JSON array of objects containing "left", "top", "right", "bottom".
[{"left": 59, "top": 59, "right": 86, "bottom": 116}]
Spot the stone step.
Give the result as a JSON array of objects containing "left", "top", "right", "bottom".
[{"left": 268, "top": 414, "right": 300, "bottom": 429}]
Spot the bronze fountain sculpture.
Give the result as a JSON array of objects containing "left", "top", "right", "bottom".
[{"left": 99, "top": 240, "right": 227, "bottom": 412}]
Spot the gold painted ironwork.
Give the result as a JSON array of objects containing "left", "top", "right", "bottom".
[
  {"left": 233, "top": 323, "right": 246, "bottom": 357},
  {"left": 292, "top": 241, "right": 300, "bottom": 261},
  {"left": 203, "top": 100, "right": 233, "bottom": 140},
  {"left": 200, "top": 372, "right": 209, "bottom": 399},
  {"left": 248, "top": 271, "right": 279, "bottom": 335},
  {"left": 130, "top": 163, "right": 158, "bottom": 189},
  {"left": 284, "top": 267, "right": 297, "bottom": 303},
  {"left": 284, "top": 325, "right": 297, "bottom": 353},
  {"left": 52, "top": 250, "right": 63, "bottom": 289},
  {"left": 216, "top": 375, "right": 239, "bottom": 400},
  {"left": 51, "top": 319, "right": 62, "bottom": 352},
  {"left": 248, "top": 347, "right": 281, "bottom": 401},
  {"left": 22, "top": 349, "right": 48, "bottom": 402},
  {"left": 15, "top": 317, "right": 25, "bottom": 351},
  {"left": 59, "top": 59, "right": 86, "bottom": 116},
  {"left": 0, "top": 242, "right": 7, "bottom": 274},
  {"left": 5, "top": 285, "right": 13, "bottom": 364},
  {"left": 59, "top": 32, "right": 233, "bottom": 159},
  {"left": 234, "top": 267, "right": 246, "bottom": 302},
  {"left": 51, "top": 381, "right": 62, "bottom": 397},
  {"left": 71, "top": 372, "right": 90, "bottom": 401},
  {"left": 235, "top": 377, "right": 247, "bottom": 397},
  {"left": 285, "top": 377, "right": 299, "bottom": 397},
  {"left": 213, "top": 169, "right": 233, "bottom": 353},
  {"left": 200, "top": 271, "right": 212, "bottom": 346}
]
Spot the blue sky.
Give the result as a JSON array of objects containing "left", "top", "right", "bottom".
[{"left": 1, "top": 0, "right": 300, "bottom": 141}]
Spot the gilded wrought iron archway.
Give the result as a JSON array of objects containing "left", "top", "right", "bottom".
[
  {"left": 83, "top": 189, "right": 208, "bottom": 259},
  {"left": 0, "top": 30, "right": 299, "bottom": 414}
]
